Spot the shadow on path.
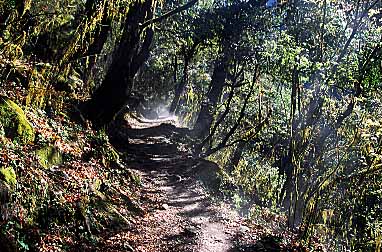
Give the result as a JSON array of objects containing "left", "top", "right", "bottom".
[{"left": 103, "top": 116, "right": 283, "bottom": 252}]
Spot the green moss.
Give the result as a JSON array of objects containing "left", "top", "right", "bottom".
[
  {"left": 0, "top": 167, "right": 17, "bottom": 186},
  {"left": 107, "top": 145, "right": 120, "bottom": 162},
  {"left": 36, "top": 146, "right": 63, "bottom": 169},
  {"left": 0, "top": 96, "right": 35, "bottom": 144}
]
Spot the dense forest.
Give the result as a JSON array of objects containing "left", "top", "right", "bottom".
[{"left": 0, "top": 0, "right": 381, "bottom": 251}]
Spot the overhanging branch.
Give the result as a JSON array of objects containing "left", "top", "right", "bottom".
[{"left": 140, "top": 0, "right": 198, "bottom": 29}]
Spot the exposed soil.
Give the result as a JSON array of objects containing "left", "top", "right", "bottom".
[{"left": 100, "top": 115, "right": 284, "bottom": 252}]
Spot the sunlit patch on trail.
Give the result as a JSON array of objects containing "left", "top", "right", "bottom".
[{"left": 131, "top": 103, "right": 183, "bottom": 128}]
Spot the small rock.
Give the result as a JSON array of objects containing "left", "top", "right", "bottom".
[
  {"left": 183, "top": 226, "right": 198, "bottom": 237},
  {"left": 161, "top": 203, "right": 169, "bottom": 210}
]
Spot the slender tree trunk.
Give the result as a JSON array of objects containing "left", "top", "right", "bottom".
[
  {"left": 227, "top": 140, "right": 246, "bottom": 173},
  {"left": 193, "top": 59, "right": 228, "bottom": 138},
  {"left": 170, "top": 57, "right": 188, "bottom": 113},
  {"left": 170, "top": 42, "right": 199, "bottom": 114},
  {"left": 203, "top": 71, "right": 258, "bottom": 156}
]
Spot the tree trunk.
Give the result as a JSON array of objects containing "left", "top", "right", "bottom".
[
  {"left": 227, "top": 140, "right": 246, "bottom": 173},
  {"left": 169, "top": 57, "right": 188, "bottom": 114},
  {"left": 86, "top": 1, "right": 112, "bottom": 57},
  {"left": 170, "top": 42, "right": 199, "bottom": 114},
  {"left": 82, "top": 0, "right": 199, "bottom": 126},
  {"left": 193, "top": 59, "right": 227, "bottom": 138},
  {"left": 83, "top": 0, "right": 112, "bottom": 86},
  {"left": 83, "top": 0, "right": 155, "bottom": 127}
]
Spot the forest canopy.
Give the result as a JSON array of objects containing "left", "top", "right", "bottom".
[{"left": 0, "top": 0, "right": 381, "bottom": 251}]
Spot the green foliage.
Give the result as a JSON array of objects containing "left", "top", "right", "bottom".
[
  {"left": 142, "top": 0, "right": 382, "bottom": 250},
  {"left": 236, "top": 157, "right": 284, "bottom": 209},
  {"left": 0, "top": 0, "right": 381, "bottom": 250},
  {"left": 89, "top": 129, "right": 120, "bottom": 166}
]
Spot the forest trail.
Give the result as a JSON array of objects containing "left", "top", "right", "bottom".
[{"left": 104, "top": 114, "right": 251, "bottom": 252}]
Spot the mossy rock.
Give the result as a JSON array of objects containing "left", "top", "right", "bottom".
[
  {"left": 0, "top": 167, "right": 16, "bottom": 187},
  {"left": 0, "top": 96, "right": 35, "bottom": 144},
  {"left": 36, "top": 146, "right": 63, "bottom": 169}
]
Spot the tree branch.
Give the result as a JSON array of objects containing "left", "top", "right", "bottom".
[
  {"left": 204, "top": 68, "right": 259, "bottom": 157},
  {"left": 140, "top": 0, "right": 198, "bottom": 29}
]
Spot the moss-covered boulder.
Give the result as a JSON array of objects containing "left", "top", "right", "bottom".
[
  {"left": 0, "top": 96, "right": 35, "bottom": 144},
  {"left": 36, "top": 146, "right": 63, "bottom": 169},
  {"left": 0, "top": 167, "right": 16, "bottom": 187}
]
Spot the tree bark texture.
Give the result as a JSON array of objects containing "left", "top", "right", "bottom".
[
  {"left": 169, "top": 42, "right": 199, "bottom": 114},
  {"left": 193, "top": 59, "right": 228, "bottom": 139},
  {"left": 83, "top": 0, "right": 155, "bottom": 127}
]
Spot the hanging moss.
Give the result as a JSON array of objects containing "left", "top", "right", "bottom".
[
  {"left": 0, "top": 95, "right": 35, "bottom": 144},
  {"left": 36, "top": 146, "right": 63, "bottom": 169},
  {"left": 0, "top": 167, "right": 17, "bottom": 187}
]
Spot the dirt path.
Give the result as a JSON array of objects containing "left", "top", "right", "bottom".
[
  {"left": 102, "top": 116, "right": 284, "bottom": 252},
  {"left": 124, "top": 116, "right": 243, "bottom": 251},
  {"left": 132, "top": 167, "right": 243, "bottom": 252}
]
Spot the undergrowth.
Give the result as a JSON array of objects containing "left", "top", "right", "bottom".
[{"left": 0, "top": 92, "right": 143, "bottom": 251}]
